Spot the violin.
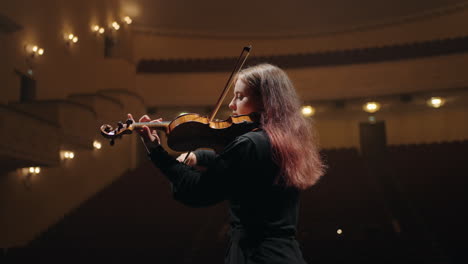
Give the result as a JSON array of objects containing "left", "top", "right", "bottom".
[
  {"left": 100, "top": 112, "right": 259, "bottom": 152},
  {"left": 100, "top": 45, "right": 257, "bottom": 152}
]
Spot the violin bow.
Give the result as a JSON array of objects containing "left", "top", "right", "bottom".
[
  {"left": 179, "top": 46, "right": 252, "bottom": 161},
  {"left": 208, "top": 45, "right": 252, "bottom": 122}
]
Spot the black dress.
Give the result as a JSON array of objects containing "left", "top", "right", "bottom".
[{"left": 149, "top": 129, "right": 307, "bottom": 264}]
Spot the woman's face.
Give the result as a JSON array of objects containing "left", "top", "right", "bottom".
[{"left": 229, "top": 79, "right": 260, "bottom": 116}]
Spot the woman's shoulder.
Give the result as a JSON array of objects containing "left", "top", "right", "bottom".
[
  {"left": 240, "top": 128, "right": 268, "bottom": 142},
  {"left": 223, "top": 129, "right": 269, "bottom": 152},
  {"left": 237, "top": 129, "right": 270, "bottom": 152}
]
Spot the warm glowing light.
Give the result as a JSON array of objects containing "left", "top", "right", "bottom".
[
  {"left": 66, "top": 34, "right": 78, "bottom": 44},
  {"left": 92, "top": 25, "right": 106, "bottom": 34},
  {"left": 363, "top": 102, "right": 381, "bottom": 113},
  {"left": 25, "top": 44, "right": 44, "bottom": 57},
  {"left": 123, "top": 16, "right": 132, "bottom": 24},
  {"left": 112, "top": 21, "right": 120, "bottom": 30},
  {"left": 93, "top": 140, "right": 102, "bottom": 150},
  {"left": 62, "top": 151, "right": 75, "bottom": 160},
  {"left": 301, "top": 105, "right": 315, "bottom": 117},
  {"left": 337, "top": 229, "right": 343, "bottom": 235},
  {"left": 28, "top": 167, "right": 40, "bottom": 174},
  {"left": 427, "top": 97, "right": 445, "bottom": 108}
]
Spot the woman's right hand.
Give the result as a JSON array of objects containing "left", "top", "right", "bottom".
[{"left": 176, "top": 152, "right": 197, "bottom": 166}]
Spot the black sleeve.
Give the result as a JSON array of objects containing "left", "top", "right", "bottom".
[
  {"left": 193, "top": 149, "right": 217, "bottom": 166},
  {"left": 149, "top": 136, "right": 257, "bottom": 207}
]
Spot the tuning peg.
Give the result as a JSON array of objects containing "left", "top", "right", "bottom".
[{"left": 117, "top": 121, "right": 124, "bottom": 131}]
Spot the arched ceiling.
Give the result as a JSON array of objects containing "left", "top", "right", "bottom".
[{"left": 121, "top": 0, "right": 468, "bottom": 38}]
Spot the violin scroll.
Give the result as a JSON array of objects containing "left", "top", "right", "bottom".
[{"left": 100, "top": 119, "right": 135, "bottom": 145}]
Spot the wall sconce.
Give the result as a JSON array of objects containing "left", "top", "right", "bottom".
[
  {"left": 93, "top": 140, "right": 102, "bottom": 150},
  {"left": 65, "top": 33, "right": 79, "bottom": 46},
  {"left": 24, "top": 44, "right": 45, "bottom": 58},
  {"left": 123, "top": 16, "right": 132, "bottom": 25},
  {"left": 363, "top": 101, "right": 381, "bottom": 113},
  {"left": 60, "top": 150, "right": 75, "bottom": 160},
  {"left": 91, "top": 25, "right": 105, "bottom": 35},
  {"left": 301, "top": 105, "right": 316, "bottom": 117},
  {"left": 427, "top": 97, "right": 445, "bottom": 108},
  {"left": 111, "top": 21, "right": 121, "bottom": 31},
  {"left": 20, "top": 167, "right": 41, "bottom": 188}
]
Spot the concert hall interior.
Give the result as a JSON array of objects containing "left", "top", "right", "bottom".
[{"left": 1, "top": 0, "right": 468, "bottom": 263}]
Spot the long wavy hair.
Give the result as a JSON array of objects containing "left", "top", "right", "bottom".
[{"left": 238, "top": 63, "right": 325, "bottom": 190}]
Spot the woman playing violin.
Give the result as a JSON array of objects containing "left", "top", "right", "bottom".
[{"left": 129, "top": 63, "right": 325, "bottom": 264}]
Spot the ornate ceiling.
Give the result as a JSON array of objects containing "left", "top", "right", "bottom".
[{"left": 121, "top": 0, "right": 467, "bottom": 38}]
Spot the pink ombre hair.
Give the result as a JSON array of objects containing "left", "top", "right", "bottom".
[{"left": 239, "top": 64, "right": 325, "bottom": 190}]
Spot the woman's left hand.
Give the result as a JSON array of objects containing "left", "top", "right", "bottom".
[{"left": 127, "top": 113, "right": 162, "bottom": 148}]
